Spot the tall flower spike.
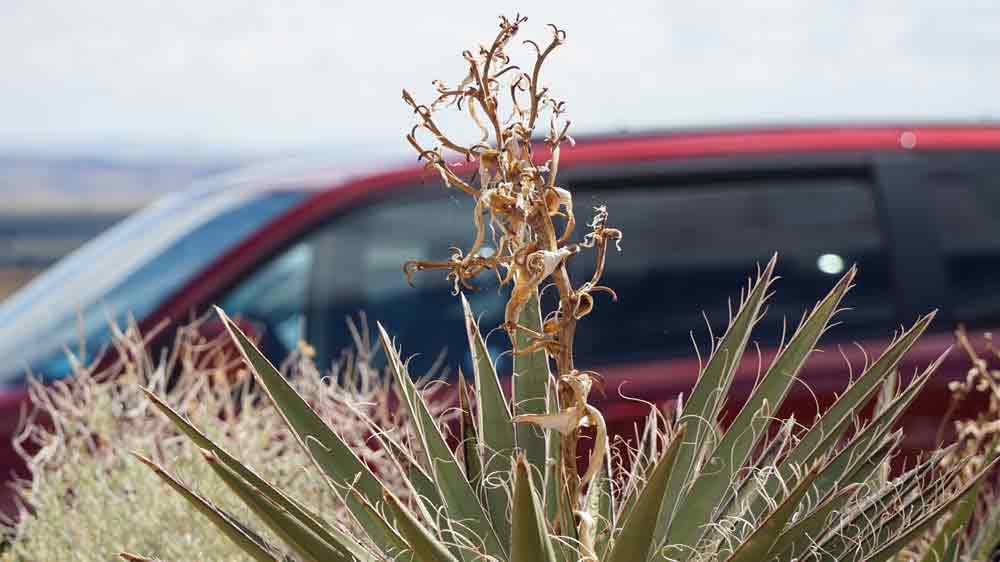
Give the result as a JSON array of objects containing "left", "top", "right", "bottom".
[{"left": 401, "top": 14, "right": 621, "bottom": 547}]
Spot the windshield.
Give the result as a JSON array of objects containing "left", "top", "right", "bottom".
[{"left": 0, "top": 184, "right": 305, "bottom": 386}]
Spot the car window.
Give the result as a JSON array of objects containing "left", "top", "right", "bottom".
[
  {"left": 0, "top": 189, "right": 305, "bottom": 385},
  {"left": 305, "top": 174, "right": 893, "bottom": 374},
  {"left": 313, "top": 193, "right": 506, "bottom": 375},
  {"left": 218, "top": 241, "right": 315, "bottom": 360},
  {"left": 926, "top": 175, "right": 1000, "bottom": 324},
  {"left": 566, "top": 176, "right": 894, "bottom": 365}
]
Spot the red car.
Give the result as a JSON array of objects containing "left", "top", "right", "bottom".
[{"left": 2, "top": 124, "right": 999, "bottom": 481}]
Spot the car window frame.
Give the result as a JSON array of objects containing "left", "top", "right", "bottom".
[
  {"left": 874, "top": 149, "right": 1000, "bottom": 329},
  {"left": 202, "top": 151, "right": 908, "bottom": 370},
  {"left": 561, "top": 151, "right": 903, "bottom": 344}
]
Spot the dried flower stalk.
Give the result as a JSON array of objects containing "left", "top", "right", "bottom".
[
  {"left": 940, "top": 327, "right": 1000, "bottom": 479},
  {"left": 401, "top": 14, "right": 621, "bottom": 529}
]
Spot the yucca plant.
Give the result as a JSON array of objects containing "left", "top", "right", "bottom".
[
  {"left": 2, "top": 314, "right": 436, "bottom": 561},
  {"left": 127, "top": 15, "right": 997, "bottom": 562},
  {"left": 896, "top": 328, "right": 1000, "bottom": 562}
]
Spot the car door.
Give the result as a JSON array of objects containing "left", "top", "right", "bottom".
[
  {"left": 874, "top": 149, "right": 1000, "bottom": 449},
  {"left": 559, "top": 154, "right": 905, "bottom": 441}
]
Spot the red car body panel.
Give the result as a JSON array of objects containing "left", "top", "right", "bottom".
[{"left": 2, "top": 125, "right": 1000, "bottom": 504}]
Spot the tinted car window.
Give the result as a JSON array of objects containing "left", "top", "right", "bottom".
[
  {"left": 219, "top": 241, "right": 315, "bottom": 360},
  {"left": 926, "top": 175, "right": 1000, "bottom": 324},
  {"left": 313, "top": 194, "right": 506, "bottom": 374},
  {"left": 307, "top": 174, "right": 893, "bottom": 373},
  {"left": 567, "top": 176, "right": 893, "bottom": 364},
  {"left": 0, "top": 189, "right": 304, "bottom": 385}
]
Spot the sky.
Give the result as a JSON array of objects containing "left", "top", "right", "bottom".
[{"left": 2, "top": 1, "right": 999, "bottom": 158}]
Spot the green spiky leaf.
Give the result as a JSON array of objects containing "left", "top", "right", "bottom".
[
  {"left": 511, "top": 454, "right": 558, "bottom": 562},
  {"left": 608, "top": 424, "right": 686, "bottom": 562},
  {"left": 383, "top": 491, "right": 460, "bottom": 562}
]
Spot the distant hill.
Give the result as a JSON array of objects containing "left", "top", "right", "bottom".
[
  {"left": 0, "top": 153, "right": 240, "bottom": 213},
  {"left": 0, "top": 152, "right": 244, "bottom": 298}
]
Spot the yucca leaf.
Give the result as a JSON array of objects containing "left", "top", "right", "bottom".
[
  {"left": 202, "top": 450, "right": 359, "bottom": 562},
  {"left": 132, "top": 453, "right": 282, "bottom": 562},
  {"left": 457, "top": 372, "right": 483, "bottom": 488},
  {"left": 824, "top": 352, "right": 944, "bottom": 487},
  {"left": 714, "top": 415, "right": 797, "bottom": 526},
  {"left": 915, "top": 447, "right": 997, "bottom": 562},
  {"left": 378, "top": 323, "right": 507, "bottom": 559},
  {"left": 383, "top": 491, "right": 460, "bottom": 562},
  {"left": 770, "top": 483, "right": 861, "bottom": 562},
  {"left": 807, "top": 355, "right": 939, "bottom": 503},
  {"left": 618, "top": 410, "right": 659, "bottom": 520},
  {"left": 511, "top": 454, "right": 558, "bottom": 562},
  {"left": 862, "top": 457, "right": 1000, "bottom": 562},
  {"left": 542, "top": 430, "right": 563, "bottom": 528},
  {"left": 723, "top": 460, "right": 823, "bottom": 562},
  {"left": 655, "top": 256, "right": 776, "bottom": 541},
  {"left": 513, "top": 290, "right": 550, "bottom": 474},
  {"left": 461, "top": 294, "right": 514, "bottom": 544},
  {"left": 763, "top": 348, "right": 935, "bottom": 539},
  {"left": 585, "top": 450, "right": 616, "bottom": 558},
  {"left": 818, "top": 448, "right": 951, "bottom": 557},
  {"left": 745, "top": 312, "right": 935, "bottom": 526},
  {"left": 300, "top": 437, "right": 410, "bottom": 556},
  {"left": 917, "top": 478, "right": 981, "bottom": 562},
  {"left": 346, "top": 405, "right": 444, "bottom": 524},
  {"left": 537, "top": 393, "right": 578, "bottom": 562},
  {"left": 218, "top": 308, "right": 401, "bottom": 551},
  {"left": 675, "top": 266, "right": 853, "bottom": 553},
  {"left": 542, "top": 437, "right": 579, "bottom": 562},
  {"left": 969, "top": 490, "right": 1000, "bottom": 562},
  {"left": 142, "top": 388, "right": 372, "bottom": 561},
  {"left": 836, "top": 430, "right": 900, "bottom": 491},
  {"left": 857, "top": 463, "right": 965, "bottom": 551},
  {"left": 607, "top": 424, "right": 687, "bottom": 562},
  {"left": 783, "top": 312, "right": 935, "bottom": 471}
]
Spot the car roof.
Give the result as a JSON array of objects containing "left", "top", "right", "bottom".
[
  {"left": 198, "top": 147, "right": 415, "bottom": 194},
  {"left": 207, "top": 123, "right": 1000, "bottom": 199}
]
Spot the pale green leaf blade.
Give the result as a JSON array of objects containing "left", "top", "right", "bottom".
[
  {"left": 969, "top": 495, "right": 1000, "bottom": 562},
  {"left": 655, "top": 257, "right": 777, "bottom": 540},
  {"left": 817, "top": 448, "right": 950, "bottom": 557},
  {"left": 218, "top": 307, "right": 398, "bottom": 550},
  {"left": 607, "top": 424, "right": 687, "bottom": 562},
  {"left": 378, "top": 323, "right": 507, "bottom": 559},
  {"left": 669, "top": 265, "right": 853, "bottom": 550},
  {"left": 462, "top": 294, "right": 514, "bottom": 544},
  {"left": 748, "top": 312, "right": 936, "bottom": 524},
  {"left": 513, "top": 290, "right": 550, "bottom": 472},
  {"left": 724, "top": 461, "right": 824, "bottom": 562},
  {"left": 142, "top": 388, "right": 372, "bottom": 561},
  {"left": 380, "top": 434, "right": 445, "bottom": 518},
  {"left": 585, "top": 451, "right": 616, "bottom": 558},
  {"left": 862, "top": 458, "right": 1000, "bottom": 562},
  {"left": 782, "top": 312, "right": 935, "bottom": 470},
  {"left": 511, "top": 454, "right": 558, "bottom": 562},
  {"left": 457, "top": 372, "right": 483, "bottom": 488},
  {"left": 303, "top": 438, "right": 410, "bottom": 556},
  {"left": 132, "top": 453, "right": 281, "bottom": 562},
  {"left": 771, "top": 484, "right": 861, "bottom": 562},
  {"left": 384, "top": 491, "right": 461, "bottom": 562},
  {"left": 809, "top": 361, "right": 937, "bottom": 502},
  {"left": 917, "top": 479, "right": 981, "bottom": 562},
  {"left": 202, "top": 450, "right": 359, "bottom": 562}
]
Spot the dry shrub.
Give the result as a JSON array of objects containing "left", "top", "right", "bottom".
[{"left": 1, "top": 316, "right": 443, "bottom": 561}]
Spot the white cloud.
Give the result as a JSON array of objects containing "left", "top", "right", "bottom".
[{"left": 1, "top": 0, "right": 998, "bottom": 154}]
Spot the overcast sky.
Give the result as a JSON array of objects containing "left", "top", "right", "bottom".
[{"left": 2, "top": 1, "right": 999, "bottom": 157}]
